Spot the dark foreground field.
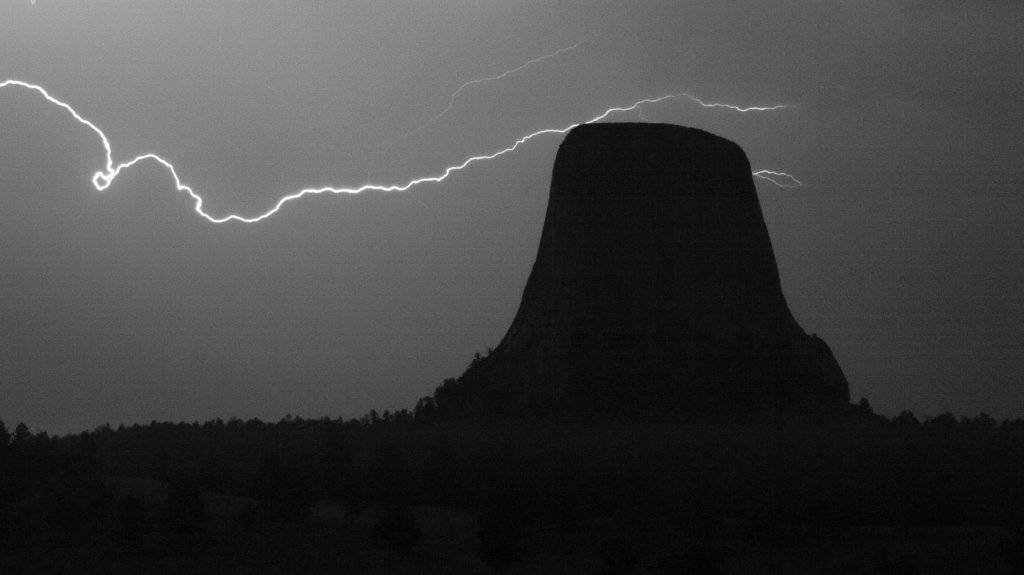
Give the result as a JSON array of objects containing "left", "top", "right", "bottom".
[{"left": 2, "top": 404, "right": 1023, "bottom": 573}]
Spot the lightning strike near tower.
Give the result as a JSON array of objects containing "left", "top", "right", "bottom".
[
  {"left": 751, "top": 170, "right": 804, "bottom": 188},
  {"left": 684, "top": 96, "right": 795, "bottom": 113},
  {"left": 407, "top": 43, "right": 582, "bottom": 138},
  {"left": 1, "top": 78, "right": 800, "bottom": 224}
]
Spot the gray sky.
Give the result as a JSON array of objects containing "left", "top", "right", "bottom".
[{"left": 1, "top": 0, "right": 1022, "bottom": 433}]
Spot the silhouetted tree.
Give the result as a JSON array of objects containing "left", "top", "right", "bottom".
[
  {"left": 924, "top": 412, "right": 958, "bottom": 433},
  {"left": 999, "top": 533, "right": 1024, "bottom": 572},
  {"left": 874, "top": 548, "right": 919, "bottom": 574},
  {"left": 320, "top": 430, "right": 354, "bottom": 503},
  {"left": 893, "top": 410, "right": 920, "bottom": 428},
  {"left": 0, "top": 419, "right": 8, "bottom": 542},
  {"left": 11, "top": 422, "right": 31, "bottom": 447},
  {"left": 477, "top": 473, "right": 536, "bottom": 572},
  {"left": 661, "top": 547, "right": 725, "bottom": 575},
  {"left": 52, "top": 489, "right": 84, "bottom": 540},
  {"left": 414, "top": 397, "right": 437, "bottom": 422},
  {"left": 371, "top": 505, "right": 421, "bottom": 552},
  {"left": 369, "top": 440, "right": 412, "bottom": 505},
  {"left": 116, "top": 494, "right": 150, "bottom": 547},
  {"left": 160, "top": 478, "right": 204, "bottom": 542},
  {"left": 254, "top": 446, "right": 313, "bottom": 521},
  {"left": 236, "top": 501, "right": 258, "bottom": 532},
  {"left": 69, "top": 478, "right": 115, "bottom": 542},
  {"left": 552, "top": 463, "right": 586, "bottom": 544},
  {"left": 970, "top": 412, "right": 997, "bottom": 431},
  {"left": 599, "top": 537, "right": 641, "bottom": 574},
  {"left": 420, "top": 439, "right": 457, "bottom": 506}
]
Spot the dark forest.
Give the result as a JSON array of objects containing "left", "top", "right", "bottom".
[{"left": 2, "top": 369, "right": 1024, "bottom": 573}]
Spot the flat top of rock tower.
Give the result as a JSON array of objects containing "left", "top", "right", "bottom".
[
  {"left": 563, "top": 122, "right": 746, "bottom": 158},
  {"left": 552, "top": 123, "right": 752, "bottom": 203}
]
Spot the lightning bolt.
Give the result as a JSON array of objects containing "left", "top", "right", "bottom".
[
  {"left": 682, "top": 95, "right": 803, "bottom": 187},
  {"left": 752, "top": 170, "right": 803, "bottom": 188},
  {"left": 408, "top": 42, "right": 581, "bottom": 138},
  {"left": 637, "top": 94, "right": 793, "bottom": 121},
  {"left": 685, "top": 96, "right": 795, "bottom": 113},
  {"left": 1, "top": 78, "right": 801, "bottom": 224}
]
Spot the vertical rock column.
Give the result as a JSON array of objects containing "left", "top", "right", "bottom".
[{"left": 466, "top": 123, "right": 848, "bottom": 416}]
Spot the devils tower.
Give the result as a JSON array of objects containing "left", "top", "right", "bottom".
[{"left": 440, "top": 123, "right": 849, "bottom": 417}]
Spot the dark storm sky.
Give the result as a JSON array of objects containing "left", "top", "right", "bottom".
[{"left": 1, "top": 1, "right": 1022, "bottom": 433}]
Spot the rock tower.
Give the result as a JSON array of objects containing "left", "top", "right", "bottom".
[{"left": 451, "top": 123, "right": 848, "bottom": 416}]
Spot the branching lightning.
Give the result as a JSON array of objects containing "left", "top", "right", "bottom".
[
  {"left": 684, "top": 96, "right": 795, "bottom": 113},
  {"left": 670, "top": 95, "right": 804, "bottom": 187},
  {"left": 1, "top": 78, "right": 800, "bottom": 224},
  {"left": 751, "top": 170, "right": 803, "bottom": 188},
  {"left": 408, "top": 43, "right": 581, "bottom": 138}
]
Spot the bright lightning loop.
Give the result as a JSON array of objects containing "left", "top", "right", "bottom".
[{"left": 1, "top": 78, "right": 800, "bottom": 224}]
